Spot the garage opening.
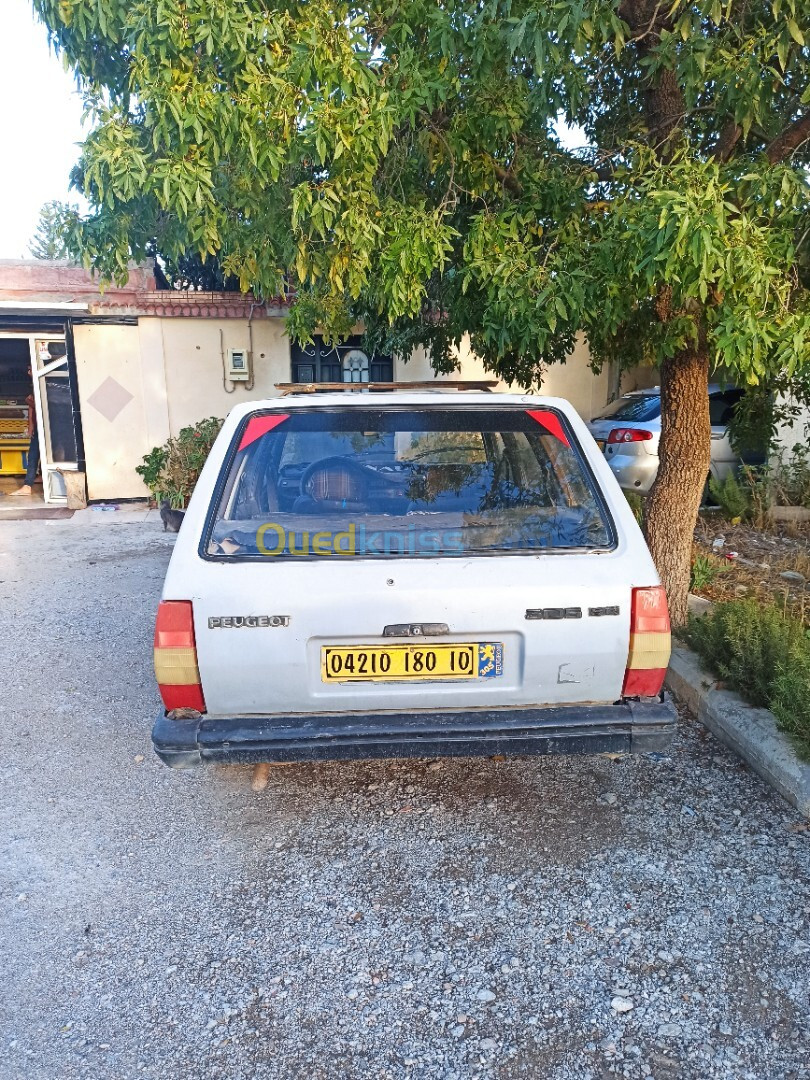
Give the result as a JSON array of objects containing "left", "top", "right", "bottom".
[
  {"left": 0, "top": 335, "right": 81, "bottom": 504},
  {"left": 0, "top": 337, "right": 37, "bottom": 497}
]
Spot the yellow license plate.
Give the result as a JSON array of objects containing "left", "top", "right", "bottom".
[{"left": 321, "top": 642, "right": 504, "bottom": 682}]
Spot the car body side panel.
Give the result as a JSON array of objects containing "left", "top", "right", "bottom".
[
  {"left": 602, "top": 450, "right": 659, "bottom": 494},
  {"left": 710, "top": 425, "right": 738, "bottom": 464}
]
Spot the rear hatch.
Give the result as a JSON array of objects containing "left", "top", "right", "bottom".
[
  {"left": 183, "top": 403, "right": 635, "bottom": 716},
  {"left": 588, "top": 394, "right": 661, "bottom": 453}
]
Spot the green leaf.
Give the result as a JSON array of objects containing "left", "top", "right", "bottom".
[
  {"left": 777, "top": 33, "right": 789, "bottom": 70},
  {"left": 787, "top": 19, "right": 804, "bottom": 46}
]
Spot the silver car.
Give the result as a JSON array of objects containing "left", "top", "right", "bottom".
[{"left": 587, "top": 386, "right": 753, "bottom": 495}]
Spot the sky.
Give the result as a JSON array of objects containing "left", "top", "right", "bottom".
[
  {"left": 0, "top": 2, "right": 87, "bottom": 259},
  {"left": 0, "top": 2, "right": 588, "bottom": 262}
]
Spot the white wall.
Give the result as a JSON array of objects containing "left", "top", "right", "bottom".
[
  {"left": 160, "top": 318, "right": 291, "bottom": 432},
  {"left": 403, "top": 334, "right": 618, "bottom": 420},
  {"left": 74, "top": 317, "right": 295, "bottom": 500},
  {"left": 772, "top": 395, "right": 810, "bottom": 460}
]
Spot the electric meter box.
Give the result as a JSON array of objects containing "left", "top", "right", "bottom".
[{"left": 226, "top": 348, "right": 250, "bottom": 382}]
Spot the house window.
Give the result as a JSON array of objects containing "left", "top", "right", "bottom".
[
  {"left": 290, "top": 336, "right": 393, "bottom": 383},
  {"left": 343, "top": 348, "right": 369, "bottom": 383}
]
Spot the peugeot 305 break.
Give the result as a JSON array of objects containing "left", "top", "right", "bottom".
[{"left": 151, "top": 390, "right": 674, "bottom": 769}]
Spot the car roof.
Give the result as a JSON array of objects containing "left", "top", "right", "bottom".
[
  {"left": 619, "top": 383, "right": 735, "bottom": 399},
  {"left": 226, "top": 391, "right": 576, "bottom": 418}
]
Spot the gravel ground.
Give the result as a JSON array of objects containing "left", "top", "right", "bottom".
[{"left": 1, "top": 516, "right": 809, "bottom": 1080}]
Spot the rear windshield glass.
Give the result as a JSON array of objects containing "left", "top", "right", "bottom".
[
  {"left": 205, "top": 407, "right": 614, "bottom": 559},
  {"left": 708, "top": 389, "right": 743, "bottom": 426},
  {"left": 595, "top": 395, "right": 661, "bottom": 423}
]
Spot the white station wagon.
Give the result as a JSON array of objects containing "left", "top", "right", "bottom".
[{"left": 152, "top": 388, "right": 674, "bottom": 769}]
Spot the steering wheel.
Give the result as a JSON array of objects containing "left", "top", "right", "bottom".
[{"left": 298, "top": 456, "right": 372, "bottom": 507}]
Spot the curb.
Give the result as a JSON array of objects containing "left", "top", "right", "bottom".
[
  {"left": 772, "top": 505, "right": 810, "bottom": 523},
  {"left": 666, "top": 645, "right": 810, "bottom": 819}
]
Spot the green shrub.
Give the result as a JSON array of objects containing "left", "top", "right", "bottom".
[
  {"left": 708, "top": 471, "right": 750, "bottom": 520},
  {"left": 624, "top": 490, "right": 644, "bottom": 526},
  {"left": 739, "top": 465, "right": 773, "bottom": 529},
  {"left": 689, "top": 553, "right": 727, "bottom": 592},
  {"left": 684, "top": 599, "right": 810, "bottom": 758},
  {"left": 707, "top": 467, "right": 773, "bottom": 527},
  {"left": 136, "top": 444, "right": 168, "bottom": 498},
  {"left": 772, "top": 444, "right": 810, "bottom": 509},
  {"left": 770, "top": 653, "right": 810, "bottom": 753},
  {"left": 136, "top": 416, "right": 224, "bottom": 508}
]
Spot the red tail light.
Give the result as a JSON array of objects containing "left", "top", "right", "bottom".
[
  {"left": 622, "top": 586, "right": 671, "bottom": 697},
  {"left": 154, "top": 601, "right": 206, "bottom": 712},
  {"left": 607, "top": 428, "right": 654, "bottom": 444}
]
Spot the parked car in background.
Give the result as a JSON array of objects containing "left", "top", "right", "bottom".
[
  {"left": 151, "top": 388, "right": 674, "bottom": 771},
  {"left": 587, "top": 385, "right": 762, "bottom": 495}
]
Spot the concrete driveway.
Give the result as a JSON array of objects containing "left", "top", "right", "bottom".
[{"left": 0, "top": 516, "right": 808, "bottom": 1080}]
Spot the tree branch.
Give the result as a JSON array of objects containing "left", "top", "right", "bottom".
[
  {"left": 618, "top": 0, "right": 669, "bottom": 44},
  {"left": 369, "top": 21, "right": 393, "bottom": 57},
  {"left": 617, "top": 2, "right": 685, "bottom": 161},
  {"left": 766, "top": 109, "right": 810, "bottom": 164},
  {"left": 492, "top": 163, "right": 523, "bottom": 195},
  {"left": 713, "top": 119, "right": 742, "bottom": 163}
]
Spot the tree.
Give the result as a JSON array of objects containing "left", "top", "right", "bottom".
[
  {"left": 29, "top": 200, "right": 75, "bottom": 261},
  {"left": 150, "top": 249, "right": 241, "bottom": 291},
  {"left": 34, "top": 0, "right": 810, "bottom": 624},
  {"left": 26, "top": 187, "right": 235, "bottom": 288}
]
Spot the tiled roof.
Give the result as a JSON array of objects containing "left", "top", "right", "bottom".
[
  {"left": 0, "top": 260, "right": 288, "bottom": 318},
  {"left": 91, "top": 291, "right": 289, "bottom": 318}
]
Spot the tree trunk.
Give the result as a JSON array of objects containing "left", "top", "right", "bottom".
[{"left": 644, "top": 348, "right": 711, "bottom": 628}]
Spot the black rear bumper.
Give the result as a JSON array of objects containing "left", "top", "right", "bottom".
[{"left": 152, "top": 698, "right": 676, "bottom": 769}]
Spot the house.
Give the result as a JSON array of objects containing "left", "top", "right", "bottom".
[{"left": 0, "top": 259, "right": 655, "bottom": 504}]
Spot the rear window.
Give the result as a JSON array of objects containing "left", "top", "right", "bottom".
[
  {"left": 595, "top": 395, "right": 661, "bottom": 423},
  {"left": 204, "top": 407, "right": 614, "bottom": 559},
  {"left": 709, "top": 389, "right": 743, "bottom": 426}
]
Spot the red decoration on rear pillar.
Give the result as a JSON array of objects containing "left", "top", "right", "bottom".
[
  {"left": 526, "top": 409, "right": 570, "bottom": 447},
  {"left": 238, "top": 413, "right": 290, "bottom": 452}
]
